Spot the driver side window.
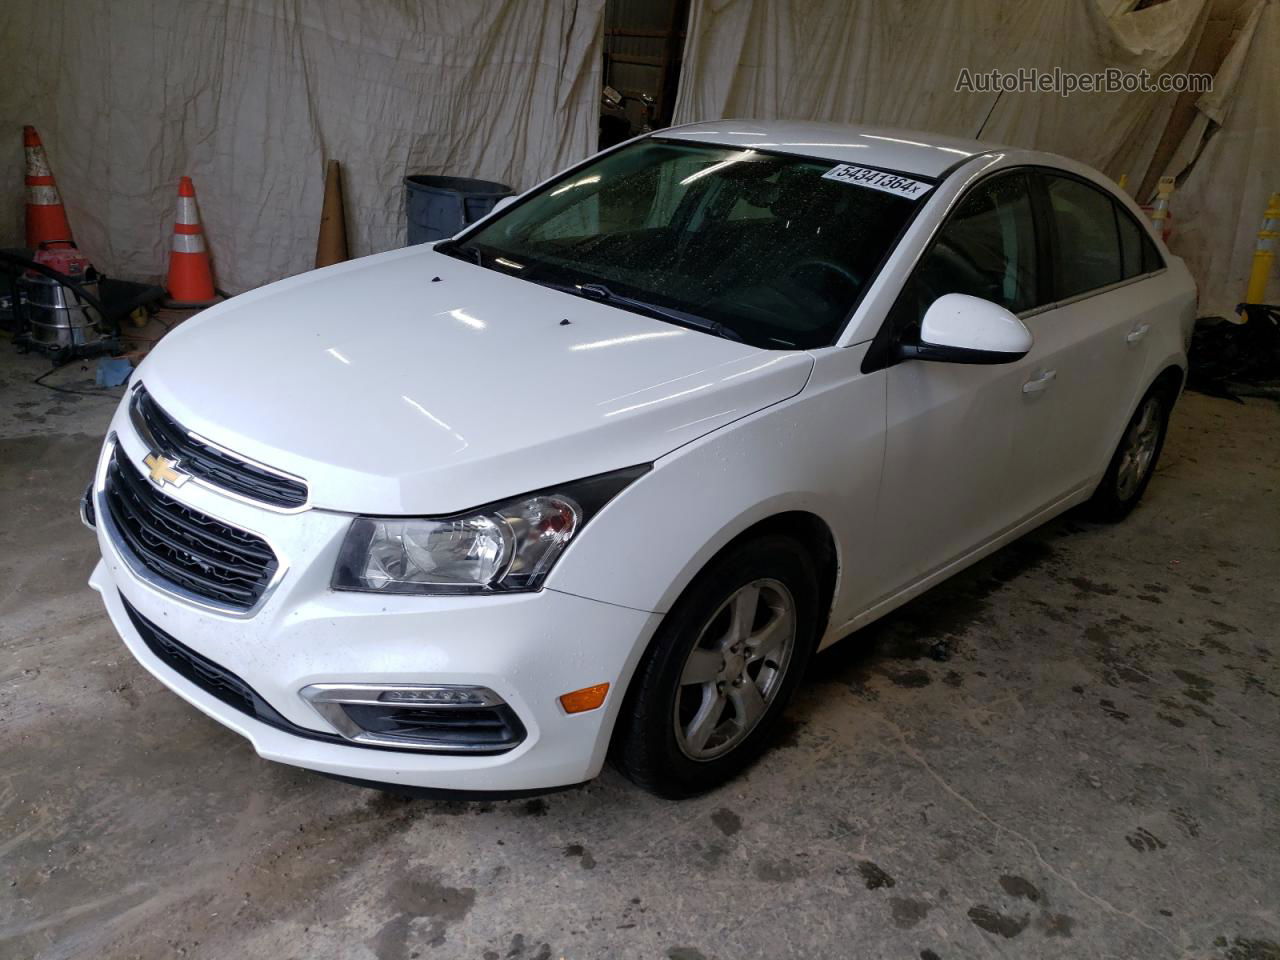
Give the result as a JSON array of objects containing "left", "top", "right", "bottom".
[{"left": 889, "top": 172, "right": 1040, "bottom": 340}]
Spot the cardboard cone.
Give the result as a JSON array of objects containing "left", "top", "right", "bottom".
[
  {"left": 165, "top": 177, "right": 218, "bottom": 306},
  {"left": 23, "top": 126, "right": 75, "bottom": 248},
  {"left": 315, "top": 159, "right": 349, "bottom": 268}
]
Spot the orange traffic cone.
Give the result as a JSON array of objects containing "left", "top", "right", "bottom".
[
  {"left": 23, "top": 125, "right": 75, "bottom": 248},
  {"left": 165, "top": 176, "right": 218, "bottom": 306}
]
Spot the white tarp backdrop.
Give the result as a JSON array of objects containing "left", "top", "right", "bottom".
[
  {"left": 1161, "top": 0, "right": 1278, "bottom": 317},
  {"left": 669, "top": 0, "right": 1280, "bottom": 315},
  {"left": 672, "top": 0, "right": 1211, "bottom": 190},
  {"left": 0, "top": 0, "right": 604, "bottom": 293}
]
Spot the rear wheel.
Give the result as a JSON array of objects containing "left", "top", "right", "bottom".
[
  {"left": 611, "top": 535, "right": 819, "bottom": 798},
  {"left": 1088, "top": 384, "right": 1172, "bottom": 522}
]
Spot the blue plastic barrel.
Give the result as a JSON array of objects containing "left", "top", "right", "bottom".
[{"left": 404, "top": 175, "right": 513, "bottom": 245}]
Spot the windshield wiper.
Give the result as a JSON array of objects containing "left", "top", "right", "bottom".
[
  {"left": 541, "top": 280, "right": 743, "bottom": 343},
  {"left": 438, "top": 239, "right": 483, "bottom": 267}
]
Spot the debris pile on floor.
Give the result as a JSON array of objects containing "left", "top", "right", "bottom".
[{"left": 1187, "top": 306, "right": 1280, "bottom": 400}]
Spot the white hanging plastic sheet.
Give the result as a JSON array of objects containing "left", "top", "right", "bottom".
[
  {"left": 1161, "top": 0, "right": 1278, "bottom": 318},
  {"left": 0, "top": 0, "right": 605, "bottom": 293},
  {"left": 670, "top": 0, "right": 1274, "bottom": 309}
]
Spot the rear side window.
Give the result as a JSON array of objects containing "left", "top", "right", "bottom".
[
  {"left": 1116, "top": 203, "right": 1145, "bottom": 279},
  {"left": 1114, "top": 201, "right": 1165, "bottom": 277},
  {"left": 886, "top": 171, "right": 1040, "bottom": 340},
  {"left": 1044, "top": 174, "right": 1123, "bottom": 298}
]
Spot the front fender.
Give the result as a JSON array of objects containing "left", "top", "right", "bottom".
[{"left": 545, "top": 345, "right": 886, "bottom": 623}]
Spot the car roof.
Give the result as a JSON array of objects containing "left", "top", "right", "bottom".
[{"left": 658, "top": 119, "right": 1005, "bottom": 179}]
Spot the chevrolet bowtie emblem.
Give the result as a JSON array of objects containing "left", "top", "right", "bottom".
[{"left": 143, "top": 453, "right": 190, "bottom": 488}]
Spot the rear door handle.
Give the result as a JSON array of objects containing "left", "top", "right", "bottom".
[
  {"left": 1022, "top": 369, "right": 1057, "bottom": 394},
  {"left": 1126, "top": 323, "right": 1151, "bottom": 344}
]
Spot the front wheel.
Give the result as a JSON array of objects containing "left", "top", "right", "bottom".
[
  {"left": 611, "top": 535, "right": 819, "bottom": 798},
  {"left": 1088, "top": 384, "right": 1172, "bottom": 522}
]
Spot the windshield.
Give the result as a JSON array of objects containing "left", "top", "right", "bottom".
[{"left": 443, "top": 140, "right": 924, "bottom": 349}]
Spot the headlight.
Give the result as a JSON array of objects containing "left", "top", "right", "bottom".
[{"left": 332, "top": 465, "right": 649, "bottom": 596}]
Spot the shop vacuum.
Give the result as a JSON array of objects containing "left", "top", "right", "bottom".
[{"left": 0, "top": 243, "right": 164, "bottom": 365}]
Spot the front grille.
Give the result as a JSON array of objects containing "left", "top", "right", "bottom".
[
  {"left": 132, "top": 385, "right": 308, "bottom": 509},
  {"left": 119, "top": 594, "right": 523, "bottom": 755},
  {"left": 104, "top": 446, "right": 278, "bottom": 610}
]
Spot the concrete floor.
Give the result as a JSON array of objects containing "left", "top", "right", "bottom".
[{"left": 2, "top": 344, "right": 1278, "bottom": 960}]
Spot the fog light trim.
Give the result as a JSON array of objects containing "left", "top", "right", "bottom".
[{"left": 300, "top": 683, "right": 523, "bottom": 753}]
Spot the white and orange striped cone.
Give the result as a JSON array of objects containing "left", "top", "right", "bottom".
[
  {"left": 165, "top": 176, "right": 218, "bottom": 307},
  {"left": 23, "top": 125, "right": 75, "bottom": 249}
]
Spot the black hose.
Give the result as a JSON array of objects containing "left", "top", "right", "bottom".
[{"left": 32, "top": 363, "right": 125, "bottom": 399}]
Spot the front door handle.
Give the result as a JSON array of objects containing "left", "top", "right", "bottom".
[
  {"left": 1022, "top": 369, "right": 1057, "bottom": 394},
  {"left": 1126, "top": 323, "right": 1151, "bottom": 344}
]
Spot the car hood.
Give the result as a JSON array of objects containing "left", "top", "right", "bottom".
[{"left": 137, "top": 246, "right": 815, "bottom": 513}]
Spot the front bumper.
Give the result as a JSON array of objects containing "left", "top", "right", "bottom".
[{"left": 88, "top": 412, "right": 661, "bottom": 793}]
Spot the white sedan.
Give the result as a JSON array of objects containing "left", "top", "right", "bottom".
[{"left": 85, "top": 120, "right": 1195, "bottom": 798}]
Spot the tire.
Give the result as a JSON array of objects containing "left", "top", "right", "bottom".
[
  {"left": 1087, "top": 383, "right": 1173, "bottom": 523},
  {"left": 611, "top": 535, "right": 820, "bottom": 798}
]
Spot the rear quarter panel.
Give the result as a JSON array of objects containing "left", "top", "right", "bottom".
[{"left": 1104, "top": 255, "right": 1194, "bottom": 469}]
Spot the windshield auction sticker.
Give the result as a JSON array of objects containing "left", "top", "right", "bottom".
[{"left": 822, "top": 164, "right": 933, "bottom": 199}]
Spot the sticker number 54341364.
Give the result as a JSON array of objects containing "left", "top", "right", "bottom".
[{"left": 822, "top": 164, "right": 933, "bottom": 199}]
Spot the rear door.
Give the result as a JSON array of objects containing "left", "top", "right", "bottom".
[{"left": 1005, "top": 172, "right": 1164, "bottom": 515}]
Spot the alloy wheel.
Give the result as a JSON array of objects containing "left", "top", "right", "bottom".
[
  {"left": 1116, "top": 396, "right": 1163, "bottom": 501},
  {"left": 673, "top": 578, "right": 797, "bottom": 761}
]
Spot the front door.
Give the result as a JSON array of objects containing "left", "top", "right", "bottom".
[{"left": 869, "top": 170, "right": 1049, "bottom": 599}]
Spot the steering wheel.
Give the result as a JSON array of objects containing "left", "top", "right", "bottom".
[{"left": 790, "top": 257, "right": 861, "bottom": 290}]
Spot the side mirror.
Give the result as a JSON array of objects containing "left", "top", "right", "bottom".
[
  {"left": 899, "top": 293, "right": 1033, "bottom": 364},
  {"left": 491, "top": 196, "right": 517, "bottom": 214}
]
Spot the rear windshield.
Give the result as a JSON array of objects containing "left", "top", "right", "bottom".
[{"left": 444, "top": 140, "right": 924, "bottom": 349}]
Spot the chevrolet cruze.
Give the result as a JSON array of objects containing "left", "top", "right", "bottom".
[{"left": 84, "top": 121, "right": 1195, "bottom": 798}]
